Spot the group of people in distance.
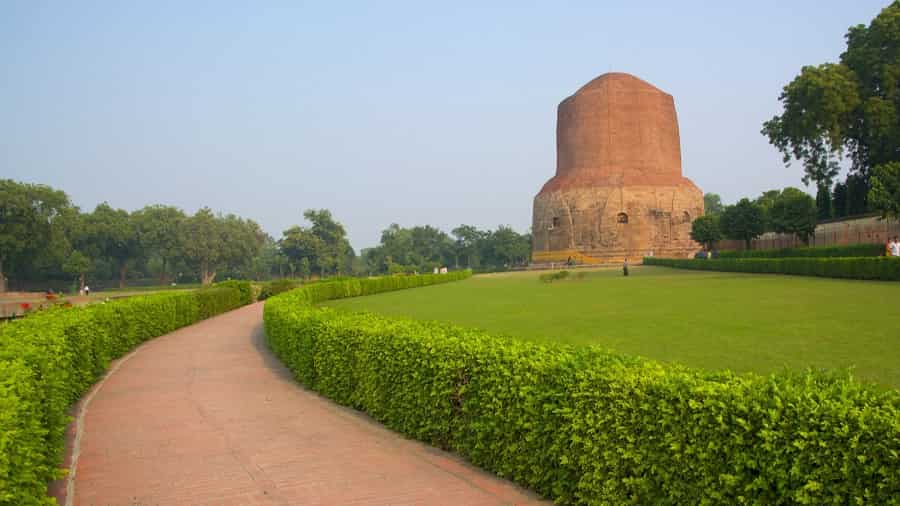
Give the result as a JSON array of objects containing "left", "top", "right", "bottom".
[{"left": 888, "top": 236, "right": 900, "bottom": 257}]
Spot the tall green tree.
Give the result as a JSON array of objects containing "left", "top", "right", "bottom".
[
  {"left": 770, "top": 188, "right": 818, "bottom": 244},
  {"left": 297, "top": 257, "right": 312, "bottom": 279},
  {"left": 372, "top": 223, "right": 413, "bottom": 272},
  {"left": 452, "top": 224, "right": 483, "bottom": 268},
  {"left": 182, "top": 207, "right": 223, "bottom": 285},
  {"left": 133, "top": 205, "right": 186, "bottom": 284},
  {"left": 815, "top": 184, "right": 833, "bottom": 220},
  {"left": 60, "top": 210, "right": 98, "bottom": 292},
  {"left": 703, "top": 193, "right": 724, "bottom": 215},
  {"left": 721, "top": 199, "right": 765, "bottom": 249},
  {"left": 251, "top": 236, "right": 287, "bottom": 280},
  {"left": 762, "top": 2, "right": 900, "bottom": 200},
  {"left": 85, "top": 203, "right": 140, "bottom": 288},
  {"left": 845, "top": 173, "right": 871, "bottom": 215},
  {"left": 690, "top": 214, "right": 722, "bottom": 250},
  {"left": 180, "top": 210, "right": 264, "bottom": 284},
  {"left": 408, "top": 225, "right": 454, "bottom": 269},
  {"left": 832, "top": 181, "right": 849, "bottom": 218},
  {"left": 302, "top": 209, "right": 354, "bottom": 276},
  {"left": 218, "top": 214, "right": 266, "bottom": 279},
  {"left": 489, "top": 226, "right": 531, "bottom": 267},
  {"left": 755, "top": 189, "right": 783, "bottom": 232},
  {"left": 869, "top": 162, "right": 900, "bottom": 219},
  {"left": 62, "top": 250, "right": 93, "bottom": 293},
  {"left": 279, "top": 226, "right": 324, "bottom": 278},
  {"left": 0, "top": 180, "right": 72, "bottom": 292}
]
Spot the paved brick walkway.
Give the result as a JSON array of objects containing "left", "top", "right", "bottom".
[{"left": 66, "top": 303, "right": 546, "bottom": 506}]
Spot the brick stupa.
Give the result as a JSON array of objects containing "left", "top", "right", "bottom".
[{"left": 531, "top": 73, "right": 703, "bottom": 264}]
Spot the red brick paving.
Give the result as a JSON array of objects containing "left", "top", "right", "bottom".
[{"left": 68, "top": 303, "right": 546, "bottom": 505}]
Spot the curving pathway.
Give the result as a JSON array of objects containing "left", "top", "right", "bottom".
[{"left": 59, "top": 303, "right": 545, "bottom": 506}]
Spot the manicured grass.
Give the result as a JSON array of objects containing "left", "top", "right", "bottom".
[
  {"left": 98, "top": 282, "right": 201, "bottom": 294},
  {"left": 324, "top": 266, "right": 900, "bottom": 387}
]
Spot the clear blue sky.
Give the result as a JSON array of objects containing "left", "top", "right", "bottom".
[{"left": 1, "top": 1, "right": 889, "bottom": 250}]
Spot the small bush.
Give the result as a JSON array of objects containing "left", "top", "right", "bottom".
[
  {"left": 0, "top": 286, "right": 249, "bottom": 506},
  {"left": 214, "top": 280, "right": 254, "bottom": 304},
  {"left": 258, "top": 278, "right": 303, "bottom": 300},
  {"left": 644, "top": 256, "right": 900, "bottom": 280},
  {"left": 264, "top": 271, "right": 900, "bottom": 504},
  {"left": 539, "top": 270, "right": 571, "bottom": 283},
  {"left": 718, "top": 243, "right": 885, "bottom": 259}
]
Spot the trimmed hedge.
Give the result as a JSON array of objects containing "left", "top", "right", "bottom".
[
  {"left": 718, "top": 243, "right": 885, "bottom": 259},
  {"left": 0, "top": 286, "right": 248, "bottom": 506},
  {"left": 265, "top": 272, "right": 900, "bottom": 504},
  {"left": 644, "top": 256, "right": 900, "bottom": 280},
  {"left": 214, "top": 280, "right": 254, "bottom": 305}
]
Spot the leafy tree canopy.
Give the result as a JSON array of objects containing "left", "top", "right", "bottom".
[
  {"left": 362, "top": 223, "right": 530, "bottom": 275},
  {"left": 133, "top": 205, "right": 186, "bottom": 282},
  {"left": 869, "top": 161, "right": 900, "bottom": 219},
  {"left": 754, "top": 189, "right": 784, "bottom": 232},
  {"left": 85, "top": 203, "right": 140, "bottom": 288},
  {"left": 721, "top": 198, "right": 766, "bottom": 249},
  {"left": 280, "top": 225, "right": 324, "bottom": 277},
  {"left": 690, "top": 214, "right": 722, "bottom": 250},
  {"left": 301, "top": 209, "right": 354, "bottom": 275},
  {"left": 0, "top": 179, "right": 73, "bottom": 291},
  {"left": 816, "top": 184, "right": 833, "bottom": 220},
  {"left": 703, "top": 193, "right": 724, "bottom": 215},
  {"left": 770, "top": 188, "right": 818, "bottom": 244},
  {"left": 763, "top": 2, "right": 900, "bottom": 194}
]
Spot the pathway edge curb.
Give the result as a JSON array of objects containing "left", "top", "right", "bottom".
[{"left": 64, "top": 344, "right": 145, "bottom": 506}]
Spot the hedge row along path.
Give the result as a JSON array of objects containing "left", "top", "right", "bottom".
[{"left": 58, "top": 302, "right": 544, "bottom": 506}]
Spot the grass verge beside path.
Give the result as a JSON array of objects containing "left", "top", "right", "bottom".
[{"left": 324, "top": 266, "right": 900, "bottom": 387}]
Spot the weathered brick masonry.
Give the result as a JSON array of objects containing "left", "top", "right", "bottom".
[{"left": 532, "top": 73, "right": 703, "bottom": 263}]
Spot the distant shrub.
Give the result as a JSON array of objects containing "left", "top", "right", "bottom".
[
  {"left": 214, "top": 280, "right": 254, "bottom": 305},
  {"left": 718, "top": 243, "right": 884, "bottom": 258},
  {"left": 539, "top": 270, "right": 571, "bottom": 283},
  {"left": 265, "top": 271, "right": 900, "bottom": 504},
  {"left": 644, "top": 256, "right": 900, "bottom": 280},
  {"left": 0, "top": 286, "right": 249, "bottom": 506},
  {"left": 258, "top": 278, "right": 302, "bottom": 300}
]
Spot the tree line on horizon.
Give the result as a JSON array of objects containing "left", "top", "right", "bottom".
[
  {"left": 694, "top": 190, "right": 819, "bottom": 250},
  {"left": 359, "top": 223, "right": 531, "bottom": 275},
  {"left": 0, "top": 179, "right": 270, "bottom": 293},
  {"left": 256, "top": 220, "right": 531, "bottom": 279},
  {"left": 0, "top": 179, "right": 532, "bottom": 293}
]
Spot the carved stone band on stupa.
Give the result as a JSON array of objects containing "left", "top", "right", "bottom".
[{"left": 531, "top": 72, "right": 703, "bottom": 264}]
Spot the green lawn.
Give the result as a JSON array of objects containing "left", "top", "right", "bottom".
[{"left": 324, "top": 266, "right": 900, "bottom": 387}]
